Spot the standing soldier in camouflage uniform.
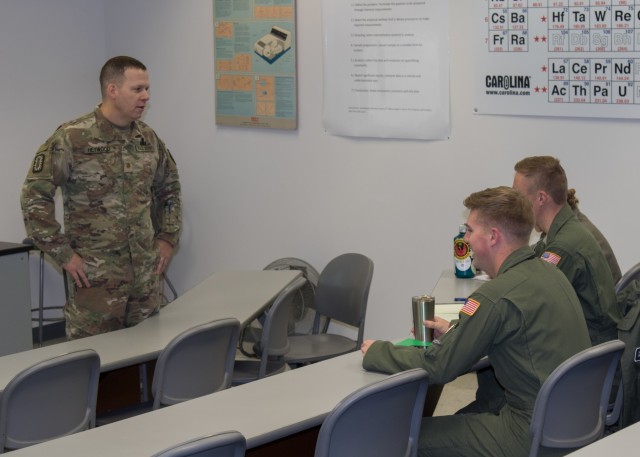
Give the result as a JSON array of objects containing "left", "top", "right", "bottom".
[{"left": 20, "top": 56, "right": 182, "bottom": 340}]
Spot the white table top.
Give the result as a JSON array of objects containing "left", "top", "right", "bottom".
[
  {"left": 432, "top": 270, "right": 486, "bottom": 305},
  {"left": 566, "top": 421, "right": 640, "bottom": 455},
  {"left": 0, "top": 270, "right": 300, "bottom": 392},
  {"left": 9, "top": 351, "right": 387, "bottom": 456}
]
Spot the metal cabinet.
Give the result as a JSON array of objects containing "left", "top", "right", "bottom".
[{"left": 0, "top": 242, "right": 33, "bottom": 356}]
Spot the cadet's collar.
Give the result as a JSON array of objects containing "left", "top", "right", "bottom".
[
  {"left": 497, "top": 246, "right": 536, "bottom": 276},
  {"left": 545, "top": 204, "right": 575, "bottom": 243}
]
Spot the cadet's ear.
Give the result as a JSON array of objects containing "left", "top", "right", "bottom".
[
  {"left": 536, "top": 189, "right": 551, "bottom": 206},
  {"left": 489, "top": 226, "right": 503, "bottom": 247}
]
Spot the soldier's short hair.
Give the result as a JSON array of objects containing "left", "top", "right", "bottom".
[
  {"left": 464, "top": 186, "right": 534, "bottom": 244},
  {"left": 100, "top": 56, "right": 147, "bottom": 98},
  {"left": 514, "top": 156, "right": 568, "bottom": 205}
]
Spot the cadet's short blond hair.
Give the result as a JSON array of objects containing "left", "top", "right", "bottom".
[{"left": 463, "top": 186, "right": 534, "bottom": 244}]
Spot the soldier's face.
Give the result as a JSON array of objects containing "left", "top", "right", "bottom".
[
  {"left": 112, "top": 68, "right": 150, "bottom": 125},
  {"left": 464, "top": 210, "right": 492, "bottom": 276}
]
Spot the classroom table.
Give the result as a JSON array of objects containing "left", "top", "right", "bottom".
[
  {"left": 0, "top": 269, "right": 301, "bottom": 393},
  {"left": 8, "top": 351, "right": 388, "bottom": 456},
  {"left": 431, "top": 270, "right": 485, "bottom": 321},
  {"left": 566, "top": 421, "right": 640, "bottom": 455}
]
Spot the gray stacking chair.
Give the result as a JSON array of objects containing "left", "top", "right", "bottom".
[
  {"left": 151, "top": 431, "right": 246, "bottom": 457},
  {"left": 528, "top": 339, "right": 625, "bottom": 457},
  {"left": 152, "top": 318, "right": 240, "bottom": 408},
  {"left": 284, "top": 253, "right": 374, "bottom": 367},
  {"left": 615, "top": 262, "right": 640, "bottom": 294},
  {"left": 232, "top": 277, "right": 307, "bottom": 384},
  {"left": 0, "top": 349, "right": 100, "bottom": 453},
  {"left": 608, "top": 261, "right": 640, "bottom": 428},
  {"left": 97, "top": 318, "right": 240, "bottom": 425},
  {"left": 314, "top": 368, "right": 428, "bottom": 457}
]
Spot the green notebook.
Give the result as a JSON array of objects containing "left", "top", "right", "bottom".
[{"left": 395, "top": 338, "right": 431, "bottom": 348}]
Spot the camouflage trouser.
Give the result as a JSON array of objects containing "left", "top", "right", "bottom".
[{"left": 64, "top": 251, "right": 161, "bottom": 340}]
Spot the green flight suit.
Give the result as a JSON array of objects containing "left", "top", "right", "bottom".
[
  {"left": 466, "top": 205, "right": 623, "bottom": 422},
  {"left": 363, "top": 247, "right": 591, "bottom": 457},
  {"left": 572, "top": 206, "right": 622, "bottom": 285},
  {"left": 536, "top": 204, "right": 620, "bottom": 345},
  {"left": 21, "top": 107, "right": 182, "bottom": 339}
]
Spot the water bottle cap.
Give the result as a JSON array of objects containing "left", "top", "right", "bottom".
[{"left": 458, "top": 224, "right": 467, "bottom": 233}]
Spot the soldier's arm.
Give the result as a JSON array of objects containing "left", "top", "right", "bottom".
[
  {"left": 20, "top": 135, "right": 75, "bottom": 266},
  {"left": 152, "top": 137, "right": 182, "bottom": 248}
]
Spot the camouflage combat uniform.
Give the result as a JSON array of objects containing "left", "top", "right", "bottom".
[{"left": 21, "top": 107, "right": 182, "bottom": 339}]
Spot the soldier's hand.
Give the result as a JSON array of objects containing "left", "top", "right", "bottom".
[
  {"left": 424, "top": 316, "right": 451, "bottom": 340},
  {"left": 156, "top": 239, "right": 174, "bottom": 274},
  {"left": 63, "top": 253, "right": 90, "bottom": 288},
  {"left": 361, "top": 339, "right": 376, "bottom": 355}
]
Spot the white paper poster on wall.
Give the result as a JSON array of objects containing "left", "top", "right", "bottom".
[
  {"left": 322, "top": 0, "right": 450, "bottom": 140},
  {"left": 473, "top": 0, "right": 640, "bottom": 119}
]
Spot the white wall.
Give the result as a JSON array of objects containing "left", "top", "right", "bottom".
[
  {"left": 0, "top": 0, "right": 106, "bottom": 316},
  {"left": 1, "top": 0, "right": 637, "bottom": 341}
]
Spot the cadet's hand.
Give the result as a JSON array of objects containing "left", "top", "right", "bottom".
[
  {"left": 424, "top": 316, "right": 451, "bottom": 340},
  {"left": 63, "top": 253, "right": 90, "bottom": 288},
  {"left": 156, "top": 239, "right": 174, "bottom": 274},
  {"left": 361, "top": 339, "right": 376, "bottom": 355}
]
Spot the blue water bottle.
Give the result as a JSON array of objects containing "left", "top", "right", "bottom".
[{"left": 454, "top": 225, "right": 475, "bottom": 278}]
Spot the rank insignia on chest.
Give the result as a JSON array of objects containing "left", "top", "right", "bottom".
[
  {"left": 86, "top": 146, "right": 111, "bottom": 153},
  {"left": 461, "top": 298, "right": 480, "bottom": 317},
  {"left": 31, "top": 154, "right": 45, "bottom": 173},
  {"left": 541, "top": 251, "right": 562, "bottom": 266}
]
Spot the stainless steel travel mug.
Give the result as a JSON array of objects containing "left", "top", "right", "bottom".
[{"left": 412, "top": 295, "right": 435, "bottom": 344}]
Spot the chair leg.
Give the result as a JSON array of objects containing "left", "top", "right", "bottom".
[
  {"left": 37, "top": 251, "right": 45, "bottom": 347},
  {"left": 139, "top": 363, "right": 150, "bottom": 402},
  {"left": 163, "top": 274, "right": 178, "bottom": 302}
]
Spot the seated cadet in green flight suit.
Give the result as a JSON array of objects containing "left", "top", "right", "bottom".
[{"left": 361, "top": 186, "right": 591, "bottom": 457}]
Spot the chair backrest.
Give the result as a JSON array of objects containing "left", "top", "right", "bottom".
[
  {"left": 528, "top": 340, "right": 625, "bottom": 457},
  {"left": 314, "top": 368, "right": 428, "bottom": 457},
  {"left": 151, "top": 431, "right": 246, "bottom": 457},
  {"left": 615, "top": 262, "right": 640, "bottom": 295},
  {"left": 0, "top": 349, "right": 100, "bottom": 452},
  {"left": 613, "top": 267, "right": 640, "bottom": 428},
  {"left": 152, "top": 318, "right": 240, "bottom": 409},
  {"left": 255, "top": 276, "right": 307, "bottom": 378},
  {"left": 312, "top": 253, "right": 374, "bottom": 346}
]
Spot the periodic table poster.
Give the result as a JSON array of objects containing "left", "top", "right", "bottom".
[{"left": 473, "top": 0, "right": 640, "bottom": 119}]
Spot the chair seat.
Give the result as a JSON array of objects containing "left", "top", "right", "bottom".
[
  {"left": 232, "top": 359, "right": 288, "bottom": 385},
  {"left": 285, "top": 334, "right": 357, "bottom": 364},
  {"left": 279, "top": 253, "right": 374, "bottom": 369}
]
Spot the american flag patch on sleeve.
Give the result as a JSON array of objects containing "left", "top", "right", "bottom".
[
  {"left": 541, "top": 251, "right": 562, "bottom": 265},
  {"left": 461, "top": 298, "right": 480, "bottom": 317}
]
